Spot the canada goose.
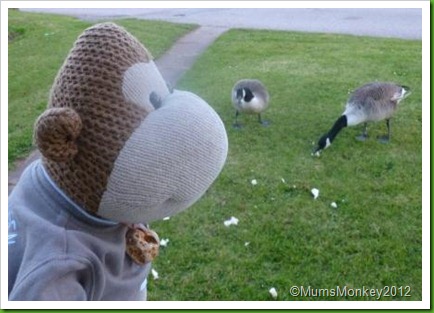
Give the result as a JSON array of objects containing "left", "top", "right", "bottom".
[
  {"left": 314, "top": 82, "right": 411, "bottom": 154},
  {"left": 231, "top": 79, "right": 270, "bottom": 128}
]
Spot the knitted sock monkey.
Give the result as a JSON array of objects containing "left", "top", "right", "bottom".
[{"left": 8, "top": 22, "right": 228, "bottom": 300}]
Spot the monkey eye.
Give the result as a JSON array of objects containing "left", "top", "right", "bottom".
[{"left": 149, "top": 92, "right": 162, "bottom": 109}]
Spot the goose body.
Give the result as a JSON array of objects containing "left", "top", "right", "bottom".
[
  {"left": 231, "top": 79, "right": 270, "bottom": 127},
  {"left": 314, "top": 82, "right": 411, "bottom": 153}
]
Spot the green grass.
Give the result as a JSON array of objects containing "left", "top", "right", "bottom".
[
  {"left": 147, "top": 29, "right": 422, "bottom": 300},
  {"left": 8, "top": 10, "right": 196, "bottom": 169}
]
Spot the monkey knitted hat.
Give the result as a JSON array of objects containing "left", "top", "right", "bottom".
[{"left": 34, "top": 23, "right": 228, "bottom": 225}]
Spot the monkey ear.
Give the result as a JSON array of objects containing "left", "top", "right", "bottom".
[{"left": 34, "top": 107, "right": 82, "bottom": 162}]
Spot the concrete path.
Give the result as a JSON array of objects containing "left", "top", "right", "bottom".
[
  {"left": 9, "top": 8, "right": 422, "bottom": 193},
  {"left": 155, "top": 26, "right": 228, "bottom": 87}
]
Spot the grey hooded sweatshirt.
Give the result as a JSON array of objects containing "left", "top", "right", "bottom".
[{"left": 8, "top": 160, "right": 151, "bottom": 301}]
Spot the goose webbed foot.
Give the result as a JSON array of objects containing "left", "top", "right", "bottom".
[
  {"left": 233, "top": 122, "right": 243, "bottom": 129},
  {"left": 259, "top": 120, "right": 270, "bottom": 127},
  {"left": 356, "top": 134, "right": 368, "bottom": 141},
  {"left": 378, "top": 119, "right": 391, "bottom": 143},
  {"left": 258, "top": 114, "right": 270, "bottom": 127},
  {"left": 377, "top": 135, "right": 390, "bottom": 144},
  {"left": 233, "top": 111, "right": 243, "bottom": 129},
  {"left": 356, "top": 123, "right": 368, "bottom": 141}
]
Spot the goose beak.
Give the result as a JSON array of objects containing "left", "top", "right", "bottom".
[
  {"left": 312, "top": 136, "right": 331, "bottom": 156},
  {"left": 311, "top": 146, "right": 322, "bottom": 157}
]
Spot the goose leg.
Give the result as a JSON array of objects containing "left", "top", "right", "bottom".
[
  {"left": 258, "top": 113, "right": 270, "bottom": 127},
  {"left": 233, "top": 110, "right": 242, "bottom": 129},
  {"left": 356, "top": 123, "right": 368, "bottom": 141},
  {"left": 378, "top": 119, "right": 391, "bottom": 143}
]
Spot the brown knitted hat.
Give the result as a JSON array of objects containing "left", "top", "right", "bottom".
[
  {"left": 35, "top": 22, "right": 164, "bottom": 214},
  {"left": 34, "top": 23, "right": 228, "bottom": 224}
]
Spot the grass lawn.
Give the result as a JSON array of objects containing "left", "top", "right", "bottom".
[
  {"left": 8, "top": 10, "right": 196, "bottom": 169},
  {"left": 148, "top": 29, "right": 422, "bottom": 300}
]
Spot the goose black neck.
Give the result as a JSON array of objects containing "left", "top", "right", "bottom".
[
  {"left": 243, "top": 88, "right": 254, "bottom": 102},
  {"left": 327, "top": 115, "right": 347, "bottom": 142}
]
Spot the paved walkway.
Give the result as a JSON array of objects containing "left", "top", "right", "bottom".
[
  {"left": 9, "top": 8, "right": 422, "bottom": 193},
  {"left": 155, "top": 26, "right": 228, "bottom": 87}
]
